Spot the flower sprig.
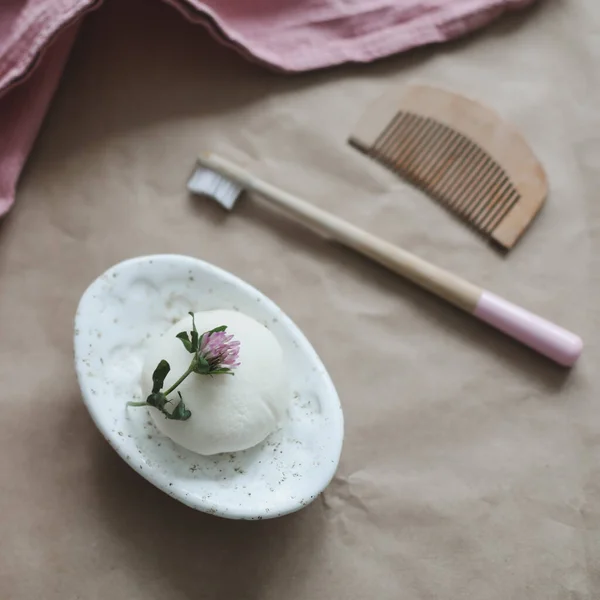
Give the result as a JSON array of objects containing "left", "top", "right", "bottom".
[{"left": 127, "top": 313, "right": 240, "bottom": 421}]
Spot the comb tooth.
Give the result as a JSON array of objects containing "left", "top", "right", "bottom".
[
  {"left": 413, "top": 127, "right": 470, "bottom": 192},
  {"left": 427, "top": 137, "right": 518, "bottom": 239},
  {"left": 446, "top": 147, "right": 496, "bottom": 206},
  {"left": 373, "top": 112, "right": 409, "bottom": 158},
  {"left": 408, "top": 124, "right": 459, "bottom": 185},
  {"left": 430, "top": 137, "right": 486, "bottom": 207},
  {"left": 459, "top": 176, "right": 506, "bottom": 229},
  {"left": 373, "top": 112, "right": 403, "bottom": 149},
  {"left": 484, "top": 191, "right": 520, "bottom": 233},
  {"left": 477, "top": 188, "right": 517, "bottom": 232},
  {"left": 389, "top": 116, "right": 432, "bottom": 171},
  {"left": 374, "top": 113, "right": 420, "bottom": 170},
  {"left": 447, "top": 144, "right": 512, "bottom": 220},
  {"left": 433, "top": 140, "right": 490, "bottom": 209},
  {"left": 467, "top": 171, "right": 513, "bottom": 222},
  {"left": 473, "top": 193, "right": 513, "bottom": 234},
  {"left": 415, "top": 128, "right": 470, "bottom": 191},
  {"left": 377, "top": 115, "right": 427, "bottom": 177},
  {"left": 394, "top": 118, "right": 442, "bottom": 177},
  {"left": 471, "top": 177, "right": 515, "bottom": 227},
  {"left": 399, "top": 119, "right": 445, "bottom": 178},
  {"left": 372, "top": 114, "right": 411, "bottom": 173},
  {"left": 450, "top": 158, "right": 502, "bottom": 216},
  {"left": 452, "top": 172, "right": 497, "bottom": 219}
]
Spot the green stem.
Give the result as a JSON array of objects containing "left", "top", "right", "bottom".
[
  {"left": 127, "top": 401, "right": 148, "bottom": 407},
  {"left": 162, "top": 363, "right": 194, "bottom": 397}
]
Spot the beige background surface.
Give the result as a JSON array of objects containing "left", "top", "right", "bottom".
[{"left": 1, "top": 0, "right": 599, "bottom": 598}]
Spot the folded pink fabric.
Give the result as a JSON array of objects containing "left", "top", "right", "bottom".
[{"left": 0, "top": 0, "right": 537, "bottom": 216}]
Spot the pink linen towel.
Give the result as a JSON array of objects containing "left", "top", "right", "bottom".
[{"left": 0, "top": 0, "right": 538, "bottom": 217}]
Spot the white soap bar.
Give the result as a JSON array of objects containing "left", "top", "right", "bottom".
[{"left": 141, "top": 309, "right": 289, "bottom": 455}]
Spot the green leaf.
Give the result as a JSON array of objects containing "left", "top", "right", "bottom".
[
  {"left": 191, "top": 329, "right": 199, "bottom": 352},
  {"left": 151, "top": 360, "right": 170, "bottom": 393},
  {"left": 146, "top": 391, "right": 191, "bottom": 420},
  {"left": 167, "top": 392, "right": 192, "bottom": 421},
  {"left": 192, "top": 355, "right": 210, "bottom": 374},
  {"left": 188, "top": 312, "right": 198, "bottom": 334},
  {"left": 176, "top": 331, "right": 193, "bottom": 353},
  {"left": 209, "top": 368, "right": 234, "bottom": 375},
  {"left": 207, "top": 325, "right": 227, "bottom": 334},
  {"left": 188, "top": 312, "right": 200, "bottom": 351}
]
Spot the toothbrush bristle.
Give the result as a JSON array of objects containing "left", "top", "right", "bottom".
[{"left": 187, "top": 166, "right": 242, "bottom": 211}]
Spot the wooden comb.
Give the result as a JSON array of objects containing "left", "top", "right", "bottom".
[{"left": 348, "top": 84, "right": 548, "bottom": 250}]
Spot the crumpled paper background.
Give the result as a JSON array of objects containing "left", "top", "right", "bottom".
[{"left": 1, "top": 0, "right": 599, "bottom": 598}]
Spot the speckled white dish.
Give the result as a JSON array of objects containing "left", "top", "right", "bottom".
[{"left": 74, "top": 254, "right": 344, "bottom": 520}]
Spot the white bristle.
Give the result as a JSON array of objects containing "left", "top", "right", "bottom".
[{"left": 187, "top": 166, "right": 243, "bottom": 210}]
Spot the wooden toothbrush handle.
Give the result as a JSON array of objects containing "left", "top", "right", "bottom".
[
  {"left": 200, "top": 153, "right": 480, "bottom": 310},
  {"left": 198, "top": 153, "right": 583, "bottom": 366}
]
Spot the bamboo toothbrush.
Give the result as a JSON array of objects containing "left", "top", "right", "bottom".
[{"left": 188, "top": 153, "right": 583, "bottom": 367}]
